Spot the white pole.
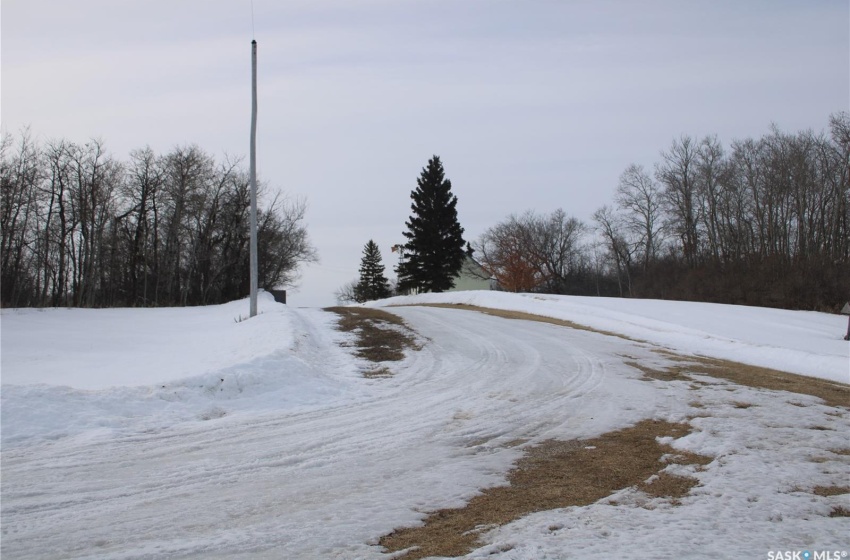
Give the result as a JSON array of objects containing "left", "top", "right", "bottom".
[{"left": 249, "top": 39, "right": 258, "bottom": 317}]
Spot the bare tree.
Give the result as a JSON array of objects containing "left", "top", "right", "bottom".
[
  {"left": 694, "top": 135, "right": 727, "bottom": 263},
  {"left": 334, "top": 279, "right": 359, "bottom": 304},
  {"left": 615, "top": 164, "right": 665, "bottom": 271},
  {"left": 42, "top": 139, "right": 77, "bottom": 306},
  {"left": 476, "top": 212, "right": 542, "bottom": 292},
  {"left": 0, "top": 133, "right": 320, "bottom": 308},
  {"left": 592, "top": 205, "right": 633, "bottom": 297},
  {"left": 827, "top": 112, "right": 850, "bottom": 261},
  {"left": 0, "top": 131, "right": 41, "bottom": 306},
  {"left": 476, "top": 209, "right": 586, "bottom": 294},
  {"left": 657, "top": 136, "right": 701, "bottom": 268},
  {"left": 257, "top": 194, "right": 319, "bottom": 291},
  {"left": 66, "top": 139, "right": 122, "bottom": 306},
  {"left": 528, "top": 208, "right": 587, "bottom": 293},
  {"left": 121, "top": 147, "right": 164, "bottom": 305}
]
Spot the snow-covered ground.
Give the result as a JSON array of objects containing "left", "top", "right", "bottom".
[
  {"left": 1, "top": 292, "right": 848, "bottom": 559},
  {"left": 369, "top": 292, "right": 850, "bottom": 383}
]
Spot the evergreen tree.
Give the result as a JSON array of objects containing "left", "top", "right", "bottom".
[
  {"left": 396, "top": 156, "right": 466, "bottom": 293},
  {"left": 354, "top": 240, "right": 391, "bottom": 302}
]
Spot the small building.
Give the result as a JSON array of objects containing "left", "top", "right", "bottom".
[{"left": 448, "top": 255, "right": 495, "bottom": 292}]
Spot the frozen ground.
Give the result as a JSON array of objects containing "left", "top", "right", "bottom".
[{"left": 1, "top": 292, "right": 848, "bottom": 559}]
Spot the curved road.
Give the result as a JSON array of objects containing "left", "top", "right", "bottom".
[{"left": 1, "top": 306, "right": 661, "bottom": 559}]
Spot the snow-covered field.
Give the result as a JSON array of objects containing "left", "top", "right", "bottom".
[{"left": 1, "top": 292, "right": 848, "bottom": 559}]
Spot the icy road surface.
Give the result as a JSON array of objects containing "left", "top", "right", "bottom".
[
  {"left": 2, "top": 301, "right": 847, "bottom": 559},
  {"left": 1, "top": 306, "right": 657, "bottom": 559}
]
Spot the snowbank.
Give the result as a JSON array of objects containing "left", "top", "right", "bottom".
[
  {"left": 1, "top": 293, "right": 296, "bottom": 389},
  {"left": 0, "top": 293, "right": 361, "bottom": 443}
]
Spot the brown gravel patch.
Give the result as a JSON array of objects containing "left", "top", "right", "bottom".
[
  {"left": 650, "top": 353, "right": 849, "bottom": 409},
  {"left": 380, "top": 419, "right": 710, "bottom": 559},
  {"left": 325, "top": 307, "right": 419, "bottom": 371},
  {"left": 813, "top": 485, "right": 850, "bottom": 497}
]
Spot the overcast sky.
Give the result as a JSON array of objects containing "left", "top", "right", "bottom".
[{"left": 3, "top": 1, "right": 848, "bottom": 307}]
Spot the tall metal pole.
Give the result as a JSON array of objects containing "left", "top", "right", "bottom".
[{"left": 249, "top": 39, "right": 259, "bottom": 317}]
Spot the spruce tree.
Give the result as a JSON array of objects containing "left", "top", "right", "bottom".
[
  {"left": 354, "top": 240, "right": 391, "bottom": 302},
  {"left": 396, "top": 156, "right": 466, "bottom": 293}
]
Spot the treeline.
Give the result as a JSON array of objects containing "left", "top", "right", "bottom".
[
  {"left": 1, "top": 133, "right": 317, "bottom": 308},
  {"left": 477, "top": 113, "right": 850, "bottom": 311}
]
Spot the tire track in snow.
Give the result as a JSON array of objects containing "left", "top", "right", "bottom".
[
  {"left": 394, "top": 306, "right": 612, "bottom": 444},
  {"left": 1, "top": 305, "right": 656, "bottom": 559}
]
